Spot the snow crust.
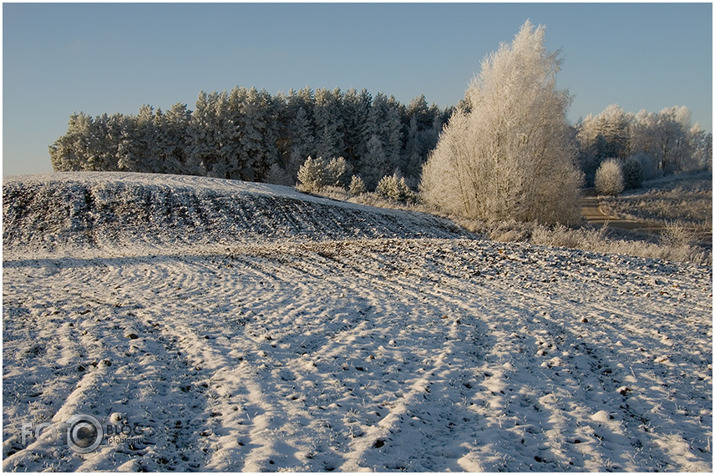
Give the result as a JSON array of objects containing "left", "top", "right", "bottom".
[{"left": 3, "top": 173, "right": 712, "bottom": 471}]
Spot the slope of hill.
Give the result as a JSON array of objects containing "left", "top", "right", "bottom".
[
  {"left": 3, "top": 172, "right": 467, "bottom": 257},
  {"left": 2, "top": 173, "right": 712, "bottom": 471}
]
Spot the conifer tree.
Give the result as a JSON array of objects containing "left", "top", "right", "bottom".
[
  {"left": 50, "top": 113, "right": 94, "bottom": 171},
  {"left": 313, "top": 88, "right": 345, "bottom": 161}
]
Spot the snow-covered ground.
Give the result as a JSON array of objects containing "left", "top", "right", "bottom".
[
  {"left": 3, "top": 173, "right": 712, "bottom": 471},
  {"left": 3, "top": 172, "right": 466, "bottom": 258}
]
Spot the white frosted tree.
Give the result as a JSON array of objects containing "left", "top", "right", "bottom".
[
  {"left": 578, "top": 104, "right": 631, "bottom": 159},
  {"left": 86, "top": 113, "right": 122, "bottom": 171},
  {"left": 360, "top": 93, "right": 403, "bottom": 187},
  {"left": 628, "top": 105, "right": 704, "bottom": 175},
  {"left": 162, "top": 103, "right": 192, "bottom": 174},
  {"left": 629, "top": 110, "right": 658, "bottom": 159},
  {"left": 594, "top": 158, "right": 624, "bottom": 196},
  {"left": 376, "top": 173, "right": 414, "bottom": 203},
  {"left": 577, "top": 104, "right": 632, "bottom": 185},
  {"left": 296, "top": 156, "right": 325, "bottom": 193},
  {"left": 349, "top": 175, "right": 367, "bottom": 195},
  {"left": 149, "top": 108, "right": 169, "bottom": 173},
  {"left": 101, "top": 113, "right": 129, "bottom": 171},
  {"left": 186, "top": 91, "right": 222, "bottom": 176},
  {"left": 688, "top": 123, "right": 712, "bottom": 171},
  {"left": 406, "top": 95, "right": 431, "bottom": 130},
  {"left": 420, "top": 21, "right": 582, "bottom": 225},
  {"left": 117, "top": 105, "right": 157, "bottom": 173},
  {"left": 654, "top": 106, "right": 693, "bottom": 173},
  {"left": 233, "top": 87, "right": 279, "bottom": 181},
  {"left": 420, "top": 107, "right": 472, "bottom": 214},
  {"left": 136, "top": 104, "right": 161, "bottom": 173},
  {"left": 326, "top": 156, "right": 350, "bottom": 187}
]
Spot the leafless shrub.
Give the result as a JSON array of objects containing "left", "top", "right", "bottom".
[{"left": 661, "top": 221, "right": 697, "bottom": 248}]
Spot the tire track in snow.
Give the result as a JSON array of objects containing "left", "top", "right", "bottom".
[
  {"left": 3, "top": 257, "right": 219, "bottom": 471},
  {"left": 465, "top": 246, "right": 712, "bottom": 471},
  {"left": 251, "top": 240, "right": 493, "bottom": 471},
  {"left": 4, "top": 238, "right": 711, "bottom": 471},
  {"left": 197, "top": 241, "right": 491, "bottom": 471},
  {"left": 223, "top": 239, "right": 711, "bottom": 471}
]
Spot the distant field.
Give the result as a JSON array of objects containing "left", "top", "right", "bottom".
[{"left": 599, "top": 171, "right": 712, "bottom": 233}]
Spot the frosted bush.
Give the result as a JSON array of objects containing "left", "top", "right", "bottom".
[
  {"left": 595, "top": 158, "right": 624, "bottom": 196},
  {"left": 486, "top": 220, "right": 532, "bottom": 243},
  {"left": 376, "top": 174, "right": 415, "bottom": 203},
  {"left": 349, "top": 175, "right": 367, "bottom": 196},
  {"left": 297, "top": 156, "right": 348, "bottom": 193},
  {"left": 325, "top": 157, "right": 350, "bottom": 187},
  {"left": 660, "top": 221, "right": 696, "bottom": 248},
  {"left": 297, "top": 156, "right": 325, "bottom": 192}
]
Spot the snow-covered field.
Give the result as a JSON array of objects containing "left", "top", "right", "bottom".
[
  {"left": 2, "top": 172, "right": 466, "bottom": 257},
  {"left": 3, "top": 173, "right": 712, "bottom": 471}
]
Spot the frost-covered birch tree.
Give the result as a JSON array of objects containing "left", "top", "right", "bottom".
[{"left": 420, "top": 20, "right": 583, "bottom": 225}]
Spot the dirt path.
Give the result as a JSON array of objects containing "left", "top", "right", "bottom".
[
  {"left": 581, "top": 189, "right": 712, "bottom": 246},
  {"left": 581, "top": 189, "right": 661, "bottom": 232}
]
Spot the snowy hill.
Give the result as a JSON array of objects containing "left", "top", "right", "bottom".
[
  {"left": 2, "top": 172, "right": 712, "bottom": 471},
  {"left": 3, "top": 172, "right": 467, "bottom": 256}
]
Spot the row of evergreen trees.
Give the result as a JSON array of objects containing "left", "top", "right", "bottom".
[
  {"left": 50, "top": 85, "right": 711, "bottom": 194},
  {"left": 49, "top": 87, "right": 451, "bottom": 190}
]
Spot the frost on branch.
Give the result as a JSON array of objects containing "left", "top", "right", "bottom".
[{"left": 420, "top": 20, "right": 583, "bottom": 225}]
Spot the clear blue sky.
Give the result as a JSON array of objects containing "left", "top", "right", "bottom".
[{"left": 3, "top": 2, "right": 712, "bottom": 176}]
